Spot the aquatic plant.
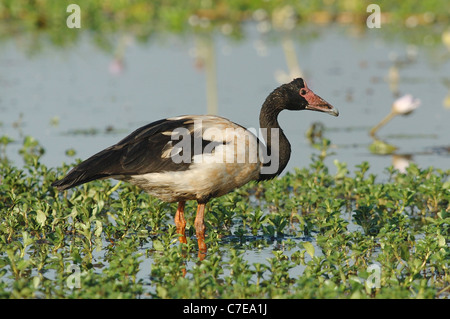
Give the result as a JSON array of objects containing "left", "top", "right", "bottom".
[
  {"left": 370, "top": 94, "right": 421, "bottom": 138},
  {"left": 0, "top": 135, "right": 448, "bottom": 299}
]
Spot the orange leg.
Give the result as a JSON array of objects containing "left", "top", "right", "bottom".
[
  {"left": 194, "top": 202, "right": 207, "bottom": 260},
  {"left": 174, "top": 201, "right": 187, "bottom": 244}
]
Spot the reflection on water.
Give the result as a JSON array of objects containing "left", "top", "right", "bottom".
[
  {"left": 0, "top": 23, "right": 449, "bottom": 176},
  {"left": 194, "top": 35, "right": 218, "bottom": 115},
  {"left": 392, "top": 154, "right": 413, "bottom": 173}
]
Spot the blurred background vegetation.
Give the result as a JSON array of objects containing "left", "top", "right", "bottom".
[{"left": 1, "top": 0, "right": 448, "bottom": 52}]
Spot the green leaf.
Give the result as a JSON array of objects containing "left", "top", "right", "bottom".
[
  {"left": 33, "top": 276, "right": 41, "bottom": 289},
  {"left": 437, "top": 235, "right": 446, "bottom": 247},
  {"left": 94, "top": 220, "right": 103, "bottom": 237},
  {"left": 152, "top": 239, "right": 164, "bottom": 251},
  {"left": 36, "top": 210, "right": 47, "bottom": 227},
  {"left": 22, "top": 231, "right": 33, "bottom": 247},
  {"left": 443, "top": 181, "right": 450, "bottom": 190},
  {"left": 302, "top": 241, "right": 315, "bottom": 258}
]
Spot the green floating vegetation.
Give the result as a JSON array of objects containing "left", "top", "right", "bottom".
[
  {"left": 0, "top": 136, "right": 449, "bottom": 298},
  {"left": 368, "top": 139, "right": 398, "bottom": 155}
]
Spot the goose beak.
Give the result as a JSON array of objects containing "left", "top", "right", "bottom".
[
  {"left": 306, "top": 101, "right": 339, "bottom": 117},
  {"left": 300, "top": 84, "right": 339, "bottom": 117},
  {"left": 304, "top": 91, "right": 339, "bottom": 117}
]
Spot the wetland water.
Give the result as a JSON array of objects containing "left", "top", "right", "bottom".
[
  {"left": 1, "top": 21, "right": 449, "bottom": 298},
  {"left": 1, "top": 24, "right": 449, "bottom": 176}
]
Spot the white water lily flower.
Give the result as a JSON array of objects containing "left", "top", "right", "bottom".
[
  {"left": 370, "top": 94, "right": 421, "bottom": 137},
  {"left": 392, "top": 94, "right": 421, "bottom": 115}
]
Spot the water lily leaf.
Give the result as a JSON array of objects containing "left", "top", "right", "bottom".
[{"left": 368, "top": 140, "right": 397, "bottom": 155}]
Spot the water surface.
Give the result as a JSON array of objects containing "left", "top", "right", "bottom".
[{"left": 1, "top": 24, "right": 449, "bottom": 175}]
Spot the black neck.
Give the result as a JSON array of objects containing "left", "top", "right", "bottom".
[{"left": 258, "top": 95, "right": 292, "bottom": 181}]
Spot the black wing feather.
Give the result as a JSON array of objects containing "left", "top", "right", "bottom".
[
  {"left": 51, "top": 117, "right": 226, "bottom": 191},
  {"left": 52, "top": 118, "right": 191, "bottom": 190}
]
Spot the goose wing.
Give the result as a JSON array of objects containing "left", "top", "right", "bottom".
[{"left": 52, "top": 115, "right": 230, "bottom": 190}]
